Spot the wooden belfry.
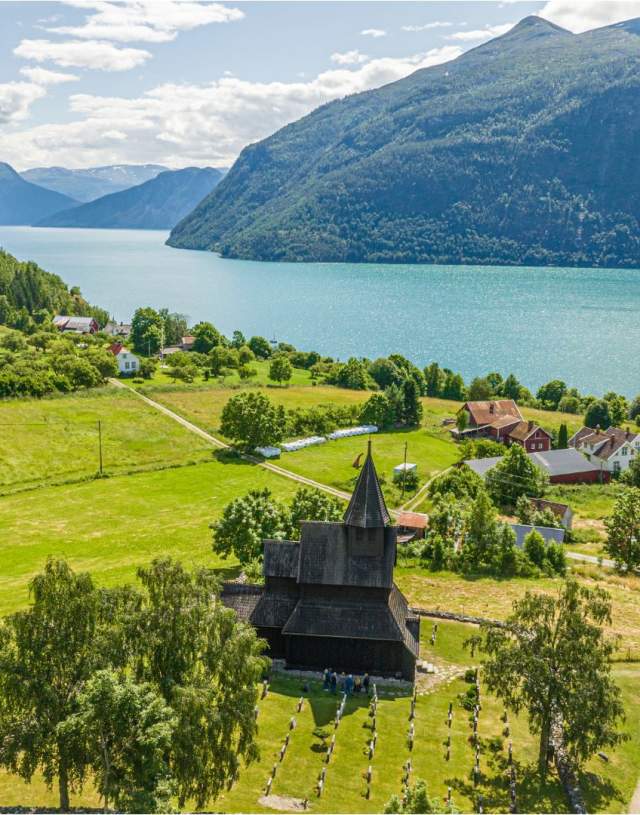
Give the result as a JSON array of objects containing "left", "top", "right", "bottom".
[{"left": 222, "top": 442, "right": 420, "bottom": 679}]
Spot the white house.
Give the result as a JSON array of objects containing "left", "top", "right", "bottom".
[
  {"left": 109, "top": 342, "right": 140, "bottom": 376},
  {"left": 569, "top": 426, "right": 640, "bottom": 475}
]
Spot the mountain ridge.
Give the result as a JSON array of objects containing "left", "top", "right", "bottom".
[
  {"left": 37, "top": 167, "right": 224, "bottom": 230},
  {"left": 0, "top": 162, "right": 79, "bottom": 225},
  {"left": 168, "top": 15, "right": 640, "bottom": 268}
]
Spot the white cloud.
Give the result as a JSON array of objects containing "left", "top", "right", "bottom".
[
  {"left": 402, "top": 22, "right": 453, "bottom": 32},
  {"left": 0, "top": 82, "right": 46, "bottom": 124},
  {"left": 14, "top": 38, "right": 152, "bottom": 71},
  {"left": 361, "top": 28, "right": 387, "bottom": 38},
  {"left": 1, "top": 45, "right": 462, "bottom": 169},
  {"left": 19, "top": 67, "right": 79, "bottom": 85},
  {"left": 330, "top": 49, "right": 369, "bottom": 65},
  {"left": 48, "top": 1, "right": 243, "bottom": 43},
  {"left": 447, "top": 23, "right": 513, "bottom": 42},
  {"left": 538, "top": 0, "right": 640, "bottom": 32}
]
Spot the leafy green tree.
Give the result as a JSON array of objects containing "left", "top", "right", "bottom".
[
  {"left": 623, "top": 455, "right": 640, "bottom": 488},
  {"left": 428, "top": 465, "right": 483, "bottom": 502},
  {"left": 369, "top": 357, "right": 403, "bottom": 390},
  {"left": 335, "top": 357, "right": 372, "bottom": 390},
  {"left": 584, "top": 399, "right": 612, "bottom": 430},
  {"left": 515, "top": 493, "right": 534, "bottom": 524},
  {"left": 423, "top": 362, "right": 442, "bottom": 397},
  {"left": 536, "top": 379, "right": 567, "bottom": 410},
  {"left": 502, "top": 373, "right": 523, "bottom": 400},
  {"left": 209, "top": 345, "right": 239, "bottom": 376},
  {"left": 459, "top": 438, "right": 504, "bottom": 459},
  {"left": 192, "top": 321, "right": 222, "bottom": 354},
  {"left": 211, "top": 489, "right": 291, "bottom": 564},
  {"left": 486, "top": 443, "right": 548, "bottom": 508},
  {"left": 360, "top": 392, "right": 396, "bottom": 429},
  {"left": 289, "top": 487, "right": 343, "bottom": 529},
  {"left": 130, "top": 559, "right": 267, "bottom": 808},
  {"left": 238, "top": 364, "right": 258, "bottom": 380},
  {"left": 231, "top": 330, "right": 246, "bottom": 348},
  {"left": 603, "top": 391, "right": 629, "bottom": 427},
  {"left": 455, "top": 409, "right": 467, "bottom": 433},
  {"left": 131, "top": 308, "right": 163, "bottom": 356},
  {"left": 604, "top": 487, "right": 640, "bottom": 571},
  {"left": 248, "top": 335, "right": 272, "bottom": 359},
  {"left": 0, "top": 559, "right": 106, "bottom": 810},
  {"left": 158, "top": 309, "right": 188, "bottom": 347},
  {"left": 478, "top": 579, "right": 625, "bottom": 777},
  {"left": 401, "top": 377, "right": 423, "bottom": 427},
  {"left": 558, "top": 395, "right": 581, "bottom": 414},
  {"left": 460, "top": 488, "right": 499, "bottom": 570},
  {"left": 441, "top": 370, "right": 466, "bottom": 401},
  {"left": 238, "top": 345, "right": 255, "bottom": 365},
  {"left": 60, "top": 670, "right": 175, "bottom": 812},
  {"left": 629, "top": 394, "right": 640, "bottom": 423},
  {"left": 269, "top": 354, "right": 293, "bottom": 385},
  {"left": 139, "top": 357, "right": 157, "bottom": 380},
  {"left": 523, "top": 529, "right": 546, "bottom": 569},
  {"left": 557, "top": 423, "right": 569, "bottom": 449},
  {"left": 467, "top": 376, "right": 493, "bottom": 401},
  {"left": 85, "top": 346, "right": 118, "bottom": 379},
  {"left": 220, "top": 392, "right": 286, "bottom": 450},
  {"left": 385, "top": 779, "right": 454, "bottom": 813}
]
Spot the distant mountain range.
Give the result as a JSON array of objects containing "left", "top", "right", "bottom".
[
  {"left": 37, "top": 167, "right": 224, "bottom": 230},
  {"left": 21, "top": 164, "right": 169, "bottom": 203},
  {"left": 168, "top": 16, "right": 640, "bottom": 268},
  {"left": 0, "top": 163, "right": 78, "bottom": 225}
]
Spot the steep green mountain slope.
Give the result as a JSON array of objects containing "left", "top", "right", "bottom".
[
  {"left": 0, "top": 163, "right": 78, "bottom": 225},
  {"left": 22, "top": 164, "right": 168, "bottom": 202},
  {"left": 39, "top": 167, "right": 223, "bottom": 230},
  {"left": 0, "top": 248, "right": 106, "bottom": 323},
  {"left": 168, "top": 16, "right": 640, "bottom": 267}
]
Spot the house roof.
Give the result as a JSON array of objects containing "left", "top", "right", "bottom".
[
  {"left": 181, "top": 335, "right": 195, "bottom": 345},
  {"left": 571, "top": 425, "right": 637, "bottom": 460},
  {"left": 108, "top": 342, "right": 123, "bottom": 355},
  {"left": 508, "top": 421, "right": 552, "bottom": 442},
  {"left": 343, "top": 442, "right": 390, "bottom": 528},
  {"left": 263, "top": 540, "right": 299, "bottom": 578},
  {"left": 397, "top": 511, "right": 429, "bottom": 530},
  {"left": 465, "top": 448, "right": 601, "bottom": 479},
  {"left": 509, "top": 524, "right": 565, "bottom": 549},
  {"left": 462, "top": 400, "right": 522, "bottom": 426},
  {"left": 490, "top": 415, "right": 523, "bottom": 430},
  {"left": 53, "top": 315, "right": 97, "bottom": 331},
  {"left": 220, "top": 583, "right": 264, "bottom": 622}
]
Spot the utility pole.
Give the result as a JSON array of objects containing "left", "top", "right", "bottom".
[
  {"left": 97, "top": 420, "right": 103, "bottom": 476},
  {"left": 402, "top": 441, "right": 408, "bottom": 499}
]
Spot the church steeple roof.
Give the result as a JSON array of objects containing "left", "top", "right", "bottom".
[{"left": 343, "top": 441, "right": 390, "bottom": 528}]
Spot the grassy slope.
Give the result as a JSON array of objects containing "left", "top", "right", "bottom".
[
  {"left": 0, "top": 387, "right": 214, "bottom": 493},
  {"left": 0, "top": 458, "right": 298, "bottom": 617}
]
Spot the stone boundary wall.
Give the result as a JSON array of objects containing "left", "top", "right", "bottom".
[
  {"left": 409, "top": 607, "right": 507, "bottom": 628},
  {"left": 551, "top": 715, "right": 588, "bottom": 814}
]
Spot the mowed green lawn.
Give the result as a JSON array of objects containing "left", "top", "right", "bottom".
[
  {"left": 0, "top": 457, "right": 299, "bottom": 617},
  {"left": 0, "top": 386, "right": 215, "bottom": 492}
]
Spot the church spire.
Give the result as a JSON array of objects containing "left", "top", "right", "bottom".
[{"left": 343, "top": 441, "right": 390, "bottom": 528}]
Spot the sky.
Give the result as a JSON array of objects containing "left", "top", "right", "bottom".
[{"left": 1, "top": 0, "right": 640, "bottom": 171}]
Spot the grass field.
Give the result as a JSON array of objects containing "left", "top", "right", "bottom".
[
  {"left": 0, "top": 387, "right": 215, "bottom": 493},
  {"left": 1, "top": 620, "right": 634, "bottom": 813},
  {"left": 0, "top": 457, "right": 300, "bottom": 617}
]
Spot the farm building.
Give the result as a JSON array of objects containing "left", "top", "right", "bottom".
[
  {"left": 570, "top": 426, "right": 640, "bottom": 475},
  {"left": 509, "top": 523, "right": 565, "bottom": 548},
  {"left": 108, "top": 342, "right": 140, "bottom": 376},
  {"left": 221, "top": 444, "right": 420, "bottom": 680},
  {"left": 396, "top": 511, "right": 429, "bottom": 542},
  {"left": 52, "top": 315, "right": 99, "bottom": 334},
  {"left": 454, "top": 400, "right": 551, "bottom": 452},
  {"left": 529, "top": 498, "right": 573, "bottom": 529},
  {"left": 464, "top": 447, "right": 608, "bottom": 484}
]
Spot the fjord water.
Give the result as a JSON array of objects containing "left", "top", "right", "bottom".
[{"left": 1, "top": 226, "right": 639, "bottom": 396}]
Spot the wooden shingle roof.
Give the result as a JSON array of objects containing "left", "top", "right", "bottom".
[{"left": 343, "top": 442, "right": 390, "bottom": 529}]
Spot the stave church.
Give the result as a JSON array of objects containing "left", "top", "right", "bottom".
[{"left": 222, "top": 443, "right": 420, "bottom": 680}]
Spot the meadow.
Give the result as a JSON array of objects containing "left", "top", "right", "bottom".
[
  {"left": 0, "top": 386, "right": 215, "bottom": 493},
  {"left": 0, "top": 620, "right": 635, "bottom": 813}
]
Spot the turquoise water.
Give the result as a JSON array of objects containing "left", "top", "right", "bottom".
[{"left": 1, "top": 226, "right": 639, "bottom": 397}]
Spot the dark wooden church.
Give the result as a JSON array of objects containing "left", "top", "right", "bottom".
[{"left": 222, "top": 444, "right": 420, "bottom": 680}]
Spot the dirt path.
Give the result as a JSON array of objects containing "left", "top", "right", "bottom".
[
  {"left": 111, "top": 379, "right": 365, "bottom": 507},
  {"left": 629, "top": 779, "right": 640, "bottom": 814}
]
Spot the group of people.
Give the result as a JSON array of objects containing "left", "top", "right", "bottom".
[{"left": 322, "top": 668, "right": 370, "bottom": 695}]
